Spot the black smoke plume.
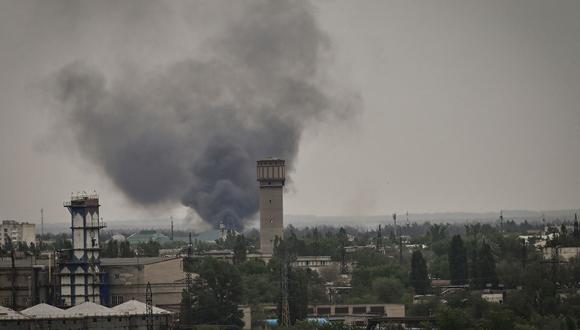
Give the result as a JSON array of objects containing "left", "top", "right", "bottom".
[{"left": 53, "top": 0, "right": 357, "bottom": 229}]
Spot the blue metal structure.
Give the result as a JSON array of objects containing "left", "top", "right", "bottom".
[{"left": 58, "top": 194, "right": 106, "bottom": 306}]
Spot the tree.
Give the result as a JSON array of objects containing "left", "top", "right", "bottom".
[
  {"left": 410, "top": 250, "right": 430, "bottom": 294},
  {"left": 372, "top": 277, "right": 405, "bottom": 303},
  {"left": 233, "top": 235, "right": 247, "bottom": 265},
  {"left": 449, "top": 235, "right": 468, "bottom": 285},
  {"left": 186, "top": 258, "right": 244, "bottom": 327},
  {"left": 478, "top": 242, "right": 498, "bottom": 289},
  {"left": 428, "top": 224, "right": 448, "bottom": 242},
  {"left": 288, "top": 268, "right": 309, "bottom": 324}
]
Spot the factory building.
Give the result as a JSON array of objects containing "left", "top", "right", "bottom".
[
  {"left": 58, "top": 194, "right": 106, "bottom": 306},
  {"left": 0, "top": 220, "right": 35, "bottom": 247},
  {"left": 257, "top": 158, "right": 285, "bottom": 255},
  {"left": 0, "top": 257, "right": 51, "bottom": 309},
  {"left": 0, "top": 300, "right": 173, "bottom": 329},
  {"left": 100, "top": 257, "right": 186, "bottom": 311}
]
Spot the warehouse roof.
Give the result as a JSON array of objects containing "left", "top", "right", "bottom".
[
  {"left": 21, "top": 303, "right": 65, "bottom": 318},
  {"left": 65, "top": 302, "right": 120, "bottom": 317},
  {"left": 111, "top": 300, "right": 172, "bottom": 315},
  {"left": 0, "top": 305, "right": 27, "bottom": 320}
]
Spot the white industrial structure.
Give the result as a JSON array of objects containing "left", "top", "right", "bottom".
[{"left": 58, "top": 193, "right": 106, "bottom": 306}]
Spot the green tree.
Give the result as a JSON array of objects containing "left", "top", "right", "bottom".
[
  {"left": 372, "top": 277, "right": 405, "bottom": 303},
  {"left": 449, "top": 235, "right": 468, "bottom": 285},
  {"left": 233, "top": 235, "right": 247, "bottom": 265},
  {"left": 187, "top": 258, "right": 244, "bottom": 327},
  {"left": 478, "top": 242, "right": 498, "bottom": 288},
  {"left": 410, "top": 250, "right": 430, "bottom": 295}
]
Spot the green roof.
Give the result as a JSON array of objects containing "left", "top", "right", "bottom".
[{"left": 127, "top": 231, "right": 170, "bottom": 244}]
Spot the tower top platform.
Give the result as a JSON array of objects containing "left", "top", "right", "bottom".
[{"left": 257, "top": 158, "right": 285, "bottom": 184}]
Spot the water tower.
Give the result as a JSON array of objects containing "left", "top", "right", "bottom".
[{"left": 257, "top": 158, "right": 285, "bottom": 255}]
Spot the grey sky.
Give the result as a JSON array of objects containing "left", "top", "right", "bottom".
[{"left": 0, "top": 0, "right": 579, "bottom": 227}]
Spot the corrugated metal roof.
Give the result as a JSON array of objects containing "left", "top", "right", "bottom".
[
  {"left": 64, "top": 302, "right": 119, "bottom": 317},
  {"left": 111, "top": 300, "right": 172, "bottom": 315},
  {"left": 0, "top": 305, "right": 28, "bottom": 320},
  {"left": 21, "top": 303, "right": 65, "bottom": 318}
]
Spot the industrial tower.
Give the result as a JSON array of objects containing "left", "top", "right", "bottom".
[
  {"left": 58, "top": 193, "right": 106, "bottom": 306},
  {"left": 257, "top": 158, "right": 285, "bottom": 255}
]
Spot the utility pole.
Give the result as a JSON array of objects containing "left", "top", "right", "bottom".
[
  {"left": 170, "top": 217, "right": 174, "bottom": 241},
  {"left": 280, "top": 244, "right": 290, "bottom": 327},
  {"left": 40, "top": 208, "right": 44, "bottom": 243},
  {"left": 146, "top": 282, "right": 153, "bottom": 330},
  {"left": 376, "top": 225, "right": 382, "bottom": 251},
  {"left": 185, "top": 233, "right": 192, "bottom": 290},
  {"left": 11, "top": 247, "right": 16, "bottom": 310}
]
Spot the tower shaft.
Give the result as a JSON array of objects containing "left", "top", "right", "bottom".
[{"left": 257, "top": 159, "right": 285, "bottom": 255}]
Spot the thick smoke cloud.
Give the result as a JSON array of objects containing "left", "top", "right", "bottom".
[{"left": 53, "top": 0, "right": 356, "bottom": 229}]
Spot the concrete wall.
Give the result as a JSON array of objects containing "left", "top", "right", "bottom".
[
  {"left": 104, "top": 258, "right": 185, "bottom": 311},
  {"left": 543, "top": 246, "right": 580, "bottom": 261},
  {"left": 259, "top": 187, "right": 283, "bottom": 254},
  {"left": 0, "top": 314, "right": 173, "bottom": 330},
  {"left": 0, "top": 265, "right": 50, "bottom": 309}
]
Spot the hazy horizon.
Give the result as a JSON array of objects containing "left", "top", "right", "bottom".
[{"left": 1, "top": 0, "right": 579, "bottom": 229}]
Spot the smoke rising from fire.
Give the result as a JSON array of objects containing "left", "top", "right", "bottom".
[{"left": 53, "top": 0, "right": 358, "bottom": 229}]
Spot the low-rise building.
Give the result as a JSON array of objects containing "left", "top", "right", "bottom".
[
  {"left": 543, "top": 246, "right": 580, "bottom": 261},
  {"left": 481, "top": 292, "right": 505, "bottom": 304},
  {"left": 292, "top": 256, "right": 339, "bottom": 273}
]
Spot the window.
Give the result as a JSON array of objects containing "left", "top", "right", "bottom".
[
  {"left": 335, "top": 307, "right": 349, "bottom": 314},
  {"left": 353, "top": 306, "right": 366, "bottom": 314},
  {"left": 369, "top": 306, "right": 385, "bottom": 314},
  {"left": 114, "top": 273, "right": 120, "bottom": 279},
  {"left": 317, "top": 307, "right": 331, "bottom": 315}
]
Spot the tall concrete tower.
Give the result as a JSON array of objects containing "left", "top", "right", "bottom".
[
  {"left": 58, "top": 193, "right": 106, "bottom": 306},
  {"left": 257, "top": 158, "right": 285, "bottom": 255}
]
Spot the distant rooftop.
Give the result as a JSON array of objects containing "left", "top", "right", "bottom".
[
  {"left": 127, "top": 231, "right": 170, "bottom": 244},
  {"left": 101, "top": 256, "right": 178, "bottom": 266}
]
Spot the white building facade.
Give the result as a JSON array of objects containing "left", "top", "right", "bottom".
[{"left": 0, "top": 220, "right": 35, "bottom": 247}]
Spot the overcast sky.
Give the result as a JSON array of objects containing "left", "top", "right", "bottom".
[{"left": 1, "top": 0, "right": 579, "bottom": 227}]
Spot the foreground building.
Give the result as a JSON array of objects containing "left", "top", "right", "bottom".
[
  {"left": 0, "top": 257, "right": 50, "bottom": 309},
  {"left": 0, "top": 300, "right": 173, "bottom": 329},
  {"left": 101, "top": 257, "right": 186, "bottom": 311}
]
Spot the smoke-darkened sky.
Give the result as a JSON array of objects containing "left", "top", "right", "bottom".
[{"left": 1, "top": 0, "right": 579, "bottom": 228}]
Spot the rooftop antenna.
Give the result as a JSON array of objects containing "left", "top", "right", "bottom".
[{"left": 40, "top": 208, "right": 44, "bottom": 240}]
